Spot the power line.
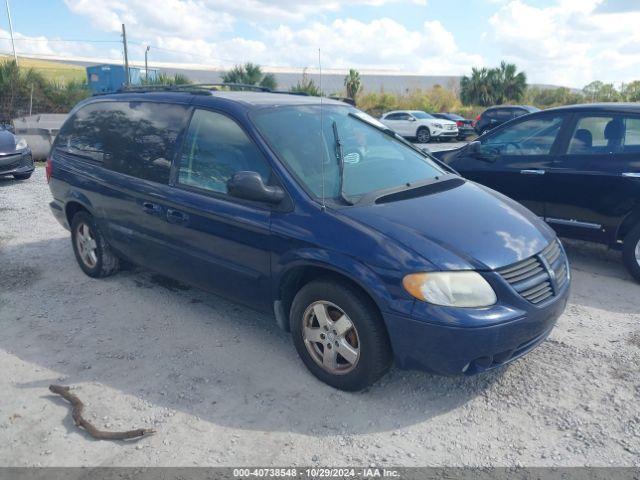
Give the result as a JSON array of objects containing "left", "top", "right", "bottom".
[{"left": 0, "top": 37, "right": 121, "bottom": 44}]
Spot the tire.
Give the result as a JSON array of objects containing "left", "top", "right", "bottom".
[
  {"left": 290, "top": 277, "right": 392, "bottom": 391},
  {"left": 13, "top": 173, "right": 32, "bottom": 180},
  {"left": 622, "top": 224, "right": 640, "bottom": 283},
  {"left": 416, "top": 127, "right": 431, "bottom": 143},
  {"left": 70, "top": 211, "right": 120, "bottom": 278}
]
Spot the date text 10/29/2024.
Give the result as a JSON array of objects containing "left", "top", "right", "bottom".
[{"left": 232, "top": 468, "right": 400, "bottom": 478}]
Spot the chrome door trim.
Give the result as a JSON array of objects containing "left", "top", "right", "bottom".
[{"left": 545, "top": 217, "right": 601, "bottom": 229}]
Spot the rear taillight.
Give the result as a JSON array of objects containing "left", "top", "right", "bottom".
[
  {"left": 456, "top": 120, "right": 464, "bottom": 127},
  {"left": 45, "top": 156, "right": 52, "bottom": 183}
]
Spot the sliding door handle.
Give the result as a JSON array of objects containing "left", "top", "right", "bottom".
[{"left": 520, "top": 169, "right": 545, "bottom": 175}]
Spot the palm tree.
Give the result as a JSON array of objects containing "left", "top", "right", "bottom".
[
  {"left": 460, "top": 67, "right": 495, "bottom": 106},
  {"left": 496, "top": 61, "right": 527, "bottom": 103},
  {"left": 221, "top": 62, "right": 277, "bottom": 90},
  {"left": 344, "top": 69, "right": 362, "bottom": 100},
  {"left": 460, "top": 62, "right": 527, "bottom": 106}
]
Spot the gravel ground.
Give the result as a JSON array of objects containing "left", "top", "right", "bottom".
[{"left": 0, "top": 169, "right": 639, "bottom": 468}]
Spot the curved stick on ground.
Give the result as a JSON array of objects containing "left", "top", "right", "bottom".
[{"left": 49, "top": 385, "right": 156, "bottom": 440}]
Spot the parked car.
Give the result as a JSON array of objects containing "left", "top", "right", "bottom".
[
  {"left": 432, "top": 112, "right": 475, "bottom": 139},
  {"left": 435, "top": 103, "right": 640, "bottom": 282},
  {"left": 474, "top": 105, "right": 539, "bottom": 135},
  {"left": 47, "top": 89, "right": 569, "bottom": 390},
  {"left": 380, "top": 110, "right": 458, "bottom": 143},
  {"left": 0, "top": 126, "right": 33, "bottom": 180}
]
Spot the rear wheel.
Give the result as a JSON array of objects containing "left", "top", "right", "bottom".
[
  {"left": 622, "top": 224, "right": 640, "bottom": 283},
  {"left": 416, "top": 127, "right": 431, "bottom": 143},
  {"left": 290, "top": 278, "right": 392, "bottom": 391},
  {"left": 70, "top": 211, "right": 120, "bottom": 278}
]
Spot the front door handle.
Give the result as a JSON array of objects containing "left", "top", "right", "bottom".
[
  {"left": 520, "top": 169, "right": 545, "bottom": 175},
  {"left": 166, "top": 208, "right": 189, "bottom": 224},
  {"left": 142, "top": 201, "right": 161, "bottom": 215}
]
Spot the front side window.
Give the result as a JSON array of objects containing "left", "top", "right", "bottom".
[
  {"left": 56, "top": 101, "right": 189, "bottom": 183},
  {"left": 411, "top": 112, "right": 435, "bottom": 119},
  {"left": 480, "top": 115, "right": 564, "bottom": 156},
  {"left": 178, "top": 109, "right": 271, "bottom": 194},
  {"left": 568, "top": 115, "right": 640, "bottom": 154},
  {"left": 252, "top": 105, "right": 445, "bottom": 202}
]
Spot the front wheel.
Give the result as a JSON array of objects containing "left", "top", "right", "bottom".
[
  {"left": 290, "top": 278, "right": 392, "bottom": 391},
  {"left": 416, "top": 127, "right": 431, "bottom": 143},
  {"left": 622, "top": 224, "right": 640, "bottom": 283}
]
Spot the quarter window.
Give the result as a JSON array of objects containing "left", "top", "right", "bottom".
[
  {"left": 568, "top": 115, "right": 640, "bottom": 154},
  {"left": 56, "top": 101, "right": 189, "bottom": 183},
  {"left": 178, "top": 109, "right": 271, "bottom": 194},
  {"left": 480, "top": 116, "right": 564, "bottom": 156}
]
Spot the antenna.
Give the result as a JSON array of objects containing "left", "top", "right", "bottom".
[{"left": 318, "top": 48, "right": 326, "bottom": 211}]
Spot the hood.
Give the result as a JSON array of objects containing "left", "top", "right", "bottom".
[
  {"left": 0, "top": 130, "right": 17, "bottom": 153},
  {"left": 341, "top": 180, "right": 555, "bottom": 271}
]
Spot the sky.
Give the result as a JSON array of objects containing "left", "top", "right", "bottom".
[{"left": 1, "top": 0, "right": 639, "bottom": 88}]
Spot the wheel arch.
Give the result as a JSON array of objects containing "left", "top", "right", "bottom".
[
  {"left": 616, "top": 207, "right": 640, "bottom": 245},
  {"left": 274, "top": 254, "right": 393, "bottom": 333}
]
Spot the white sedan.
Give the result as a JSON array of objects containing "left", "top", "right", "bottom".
[{"left": 380, "top": 110, "right": 458, "bottom": 143}]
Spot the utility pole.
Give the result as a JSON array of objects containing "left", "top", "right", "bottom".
[
  {"left": 145, "top": 45, "right": 150, "bottom": 81},
  {"left": 4, "top": 0, "right": 17, "bottom": 64},
  {"left": 121, "top": 23, "right": 130, "bottom": 86}
]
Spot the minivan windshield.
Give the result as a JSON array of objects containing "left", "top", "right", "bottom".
[{"left": 252, "top": 105, "right": 445, "bottom": 203}]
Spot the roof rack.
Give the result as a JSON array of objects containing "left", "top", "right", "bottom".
[
  {"left": 110, "top": 82, "right": 273, "bottom": 96},
  {"left": 102, "top": 83, "right": 353, "bottom": 104}
]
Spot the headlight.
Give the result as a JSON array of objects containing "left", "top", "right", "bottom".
[
  {"left": 15, "top": 138, "right": 27, "bottom": 150},
  {"left": 402, "top": 271, "right": 497, "bottom": 308},
  {"left": 433, "top": 123, "right": 443, "bottom": 129}
]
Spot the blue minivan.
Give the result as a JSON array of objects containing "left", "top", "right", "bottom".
[{"left": 47, "top": 88, "right": 570, "bottom": 390}]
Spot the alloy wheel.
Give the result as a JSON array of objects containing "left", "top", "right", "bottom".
[
  {"left": 75, "top": 223, "right": 98, "bottom": 268},
  {"left": 417, "top": 129, "right": 430, "bottom": 143},
  {"left": 302, "top": 301, "right": 360, "bottom": 375}
]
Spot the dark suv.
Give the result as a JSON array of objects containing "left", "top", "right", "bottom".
[
  {"left": 436, "top": 103, "right": 640, "bottom": 281},
  {"left": 47, "top": 87, "right": 569, "bottom": 390},
  {"left": 474, "top": 105, "right": 539, "bottom": 135}
]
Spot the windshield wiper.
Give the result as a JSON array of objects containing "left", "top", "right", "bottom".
[{"left": 331, "top": 121, "right": 353, "bottom": 205}]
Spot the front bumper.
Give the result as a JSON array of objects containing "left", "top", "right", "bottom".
[
  {"left": 383, "top": 280, "right": 569, "bottom": 375},
  {"left": 0, "top": 150, "right": 34, "bottom": 177},
  {"left": 432, "top": 129, "right": 459, "bottom": 138}
]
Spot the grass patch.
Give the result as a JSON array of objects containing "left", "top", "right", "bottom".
[{"left": 1, "top": 55, "right": 85, "bottom": 83}]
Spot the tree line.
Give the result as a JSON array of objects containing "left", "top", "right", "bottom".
[{"left": 1, "top": 57, "right": 638, "bottom": 124}]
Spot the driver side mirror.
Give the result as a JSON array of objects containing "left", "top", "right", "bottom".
[
  {"left": 467, "top": 141, "right": 497, "bottom": 163},
  {"left": 409, "top": 117, "right": 416, "bottom": 122},
  {"left": 227, "top": 171, "right": 285, "bottom": 204}
]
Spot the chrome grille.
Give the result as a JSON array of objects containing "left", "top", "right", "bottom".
[{"left": 497, "top": 240, "right": 569, "bottom": 305}]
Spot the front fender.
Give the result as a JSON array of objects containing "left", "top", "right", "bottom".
[{"left": 273, "top": 248, "right": 414, "bottom": 318}]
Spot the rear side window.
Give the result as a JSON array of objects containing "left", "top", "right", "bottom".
[
  {"left": 568, "top": 115, "right": 640, "bottom": 154},
  {"left": 56, "top": 101, "right": 189, "bottom": 183},
  {"left": 177, "top": 109, "right": 271, "bottom": 195},
  {"left": 481, "top": 115, "right": 564, "bottom": 155}
]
